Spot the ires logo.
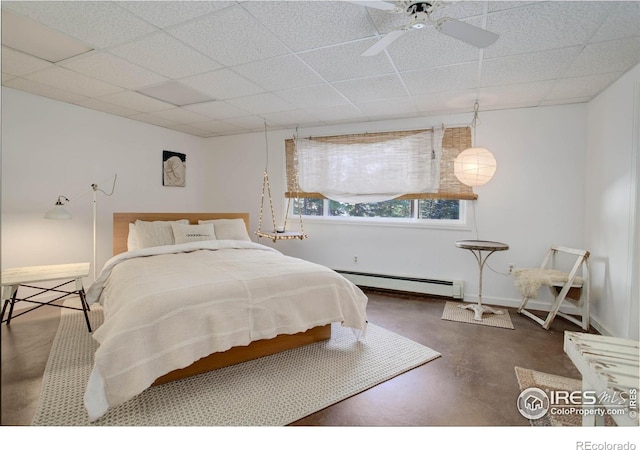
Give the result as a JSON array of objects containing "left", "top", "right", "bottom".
[
  {"left": 517, "top": 388, "right": 635, "bottom": 421},
  {"left": 548, "top": 390, "right": 598, "bottom": 405}
]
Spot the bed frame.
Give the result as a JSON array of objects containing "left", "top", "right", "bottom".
[{"left": 112, "top": 212, "right": 331, "bottom": 386}]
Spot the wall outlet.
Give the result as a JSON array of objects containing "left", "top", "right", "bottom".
[
  {"left": 508, "top": 264, "right": 515, "bottom": 274},
  {"left": 353, "top": 256, "right": 358, "bottom": 264}
]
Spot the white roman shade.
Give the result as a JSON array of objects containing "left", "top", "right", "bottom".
[
  {"left": 286, "top": 127, "right": 477, "bottom": 202},
  {"left": 295, "top": 128, "right": 443, "bottom": 203}
]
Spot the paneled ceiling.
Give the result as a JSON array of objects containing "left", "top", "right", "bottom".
[{"left": 2, "top": 1, "right": 639, "bottom": 137}]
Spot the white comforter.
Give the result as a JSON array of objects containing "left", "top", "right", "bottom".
[{"left": 83, "top": 240, "right": 368, "bottom": 421}]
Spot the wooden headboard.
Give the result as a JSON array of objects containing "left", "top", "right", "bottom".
[{"left": 113, "top": 212, "right": 250, "bottom": 256}]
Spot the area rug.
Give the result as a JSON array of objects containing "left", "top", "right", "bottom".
[
  {"left": 514, "top": 366, "right": 615, "bottom": 426},
  {"left": 32, "top": 302, "right": 440, "bottom": 426},
  {"left": 441, "top": 301, "right": 514, "bottom": 329}
]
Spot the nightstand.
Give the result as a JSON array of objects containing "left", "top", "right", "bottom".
[{"left": 1, "top": 262, "right": 92, "bottom": 332}]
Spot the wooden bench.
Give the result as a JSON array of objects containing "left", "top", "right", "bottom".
[{"left": 564, "top": 331, "right": 639, "bottom": 426}]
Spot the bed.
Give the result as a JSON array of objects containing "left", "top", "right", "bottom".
[{"left": 83, "top": 212, "right": 368, "bottom": 421}]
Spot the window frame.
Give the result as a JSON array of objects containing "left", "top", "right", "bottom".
[{"left": 290, "top": 198, "right": 470, "bottom": 231}]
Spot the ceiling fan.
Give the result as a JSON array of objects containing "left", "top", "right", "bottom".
[{"left": 355, "top": 1, "right": 499, "bottom": 56}]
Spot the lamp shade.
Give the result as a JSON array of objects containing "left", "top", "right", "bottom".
[
  {"left": 453, "top": 147, "right": 497, "bottom": 187},
  {"left": 44, "top": 201, "right": 72, "bottom": 219}
]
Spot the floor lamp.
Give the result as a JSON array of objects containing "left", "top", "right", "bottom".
[{"left": 44, "top": 174, "right": 117, "bottom": 280}]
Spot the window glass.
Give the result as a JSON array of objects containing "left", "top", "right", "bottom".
[
  {"left": 418, "top": 199, "right": 460, "bottom": 220},
  {"left": 329, "top": 199, "right": 412, "bottom": 218},
  {"left": 294, "top": 198, "right": 462, "bottom": 223}
]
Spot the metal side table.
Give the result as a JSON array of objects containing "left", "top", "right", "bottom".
[
  {"left": 1, "top": 262, "right": 92, "bottom": 331},
  {"left": 455, "top": 240, "right": 509, "bottom": 321}
]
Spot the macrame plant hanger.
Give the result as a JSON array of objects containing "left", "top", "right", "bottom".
[{"left": 256, "top": 122, "right": 307, "bottom": 242}]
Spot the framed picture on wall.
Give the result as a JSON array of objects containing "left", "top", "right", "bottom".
[{"left": 162, "top": 150, "right": 186, "bottom": 187}]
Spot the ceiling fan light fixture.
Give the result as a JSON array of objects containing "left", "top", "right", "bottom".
[{"left": 359, "top": 0, "right": 499, "bottom": 56}]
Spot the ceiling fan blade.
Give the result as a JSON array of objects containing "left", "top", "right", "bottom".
[
  {"left": 362, "top": 29, "right": 407, "bottom": 56},
  {"left": 348, "top": 1, "right": 403, "bottom": 12},
  {"left": 437, "top": 19, "right": 499, "bottom": 48}
]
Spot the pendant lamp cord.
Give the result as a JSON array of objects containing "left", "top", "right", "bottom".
[
  {"left": 471, "top": 100, "right": 480, "bottom": 146},
  {"left": 263, "top": 119, "right": 269, "bottom": 173}
]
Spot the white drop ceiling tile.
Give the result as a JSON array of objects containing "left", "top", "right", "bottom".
[
  {"left": 73, "top": 98, "right": 139, "bottom": 117},
  {"left": 386, "top": 24, "right": 481, "bottom": 72},
  {"left": 233, "top": 55, "right": 325, "bottom": 91},
  {"left": 60, "top": 52, "right": 168, "bottom": 90},
  {"left": 1, "top": 46, "right": 53, "bottom": 76},
  {"left": 151, "top": 107, "right": 212, "bottom": 124},
  {"left": 2, "top": 9, "right": 93, "bottom": 63},
  {"left": 274, "top": 84, "right": 350, "bottom": 109},
  {"left": 129, "top": 113, "right": 180, "bottom": 128},
  {"left": 540, "top": 97, "right": 591, "bottom": 107},
  {"left": 24, "top": 66, "right": 123, "bottom": 97},
  {"left": 98, "top": 91, "right": 174, "bottom": 113},
  {"left": 478, "top": 80, "right": 558, "bottom": 107},
  {"left": 433, "top": 1, "right": 486, "bottom": 20},
  {"left": 401, "top": 63, "right": 479, "bottom": 96},
  {"left": 487, "top": 2, "right": 540, "bottom": 13},
  {"left": 109, "top": 32, "right": 222, "bottom": 79},
  {"left": 243, "top": 1, "right": 377, "bottom": 52},
  {"left": 3, "top": 77, "right": 88, "bottom": 103},
  {"left": 180, "top": 69, "right": 264, "bottom": 100},
  {"left": 226, "top": 92, "right": 296, "bottom": 115},
  {"left": 298, "top": 40, "right": 396, "bottom": 82},
  {"left": 222, "top": 115, "right": 277, "bottom": 130},
  {"left": 2, "top": 1, "right": 157, "bottom": 49},
  {"left": 2, "top": 73, "right": 16, "bottom": 83},
  {"left": 168, "top": 5, "right": 289, "bottom": 67},
  {"left": 119, "top": 1, "right": 234, "bottom": 28},
  {"left": 545, "top": 72, "right": 622, "bottom": 101},
  {"left": 333, "top": 74, "right": 408, "bottom": 103},
  {"left": 481, "top": 46, "right": 581, "bottom": 87},
  {"left": 166, "top": 124, "right": 214, "bottom": 137},
  {"left": 261, "top": 109, "right": 323, "bottom": 127},
  {"left": 484, "top": 1, "right": 616, "bottom": 58},
  {"left": 183, "top": 100, "right": 251, "bottom": 120},
  {"left": 413, "top": 90, "right": 479, "bottom": 114},
  {"left": 355, "top": 97, "right": 418, "bottom": 117},
  {"left": 591, "top": 1, "right": 640, "bottom": 42},
  {"left": 189, "top": 120, "right": 244, "bottom": 134},
  {"left": 301, "top": 104, "right": 363, "bottom": 122},
  {"left": 564, "top": 38, "right": 640, "bottom": 78}
]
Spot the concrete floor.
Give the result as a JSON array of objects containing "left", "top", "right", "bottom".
[{"left": 1, "top": 288, "right": 591, "bottom": 428}]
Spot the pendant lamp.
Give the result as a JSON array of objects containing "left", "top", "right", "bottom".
[{"left": 454, "top": 101, "right": 496, "bottom": 187}]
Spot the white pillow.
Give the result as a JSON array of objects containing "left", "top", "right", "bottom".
[
  {"left": 198, "top": 219, "right": 251, "bottom": 241},
  {"left": 134, "top": 219, "right": 189, "bottom": 249},
  {"left": 171, "top": 223, "right": 216, "bottom": 244},
  {"left": 127, "top": 223, "right": 139, "bottom": 251}
]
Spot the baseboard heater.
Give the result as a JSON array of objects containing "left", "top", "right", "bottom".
[{"left": 336, "top": 270, "right": 464, "bottom": 299}]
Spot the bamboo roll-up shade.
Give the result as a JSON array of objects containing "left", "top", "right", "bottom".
[{"left": 285, "top": 126, "right": 477, "bottom": 200}]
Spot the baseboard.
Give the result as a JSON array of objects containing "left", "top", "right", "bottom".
[{"left": 337, "top": 270, "right": 463, "bottom": 299}]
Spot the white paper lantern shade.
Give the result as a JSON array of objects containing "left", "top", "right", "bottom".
[{"left": 453, "top": 147, "right": 497, "bottom": 187}]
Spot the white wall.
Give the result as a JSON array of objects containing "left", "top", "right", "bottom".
[
  {"left": 203, "top": 105, "right": 589, "bottom": 314},
  {"left": 586, "top": 63, "right": 640, "bottom": 339},
  {"left": 3, "top": 75, "right": 636, "bottom": 338},
  {"left": 1, "top": 88, "right": 208, "bottom": 282}
]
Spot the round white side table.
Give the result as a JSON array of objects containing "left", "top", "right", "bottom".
[{"left": 455, "top": 240, "right": 509, "bottom": 321}]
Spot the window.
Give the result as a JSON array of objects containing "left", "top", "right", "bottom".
[
  {"left": 286, "top": 126, "right": 474, "bottom": 225},
  {"left": 294, "top": 198, "right": 461, "bottom": 221}
]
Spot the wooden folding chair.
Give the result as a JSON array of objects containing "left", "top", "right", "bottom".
[{"left": 515, "top": 246, "right": 590, "bottom": 330}]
